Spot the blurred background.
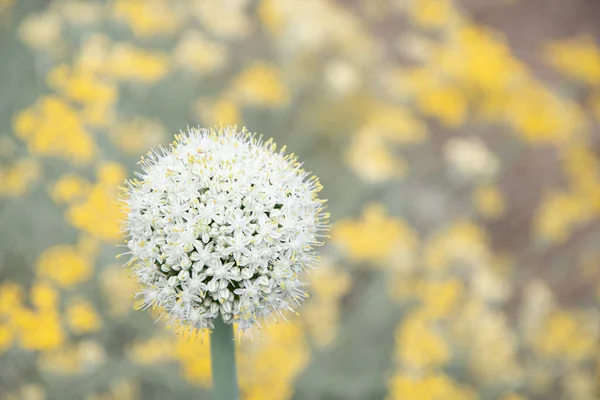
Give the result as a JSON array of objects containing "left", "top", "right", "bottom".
[{"left": 1, "top": 0, "right": 599, "bottom": 399}]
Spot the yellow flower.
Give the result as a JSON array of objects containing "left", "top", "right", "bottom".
[
  {"left": 423, "top": 221, "right": 489, "bottom": 270},
  {"left": 100, "top": 266, "right": 138, "bottom": 317},
  {"left": 544, "top": 35, "right": 600, "bottom": 85},
  {"left": 108, "top": 117, "right": 167, "bottom": 154},
  {"left": 562, "top": 144, "right": 600, "bottom": 212},
  {"left": 365, "top": 103, "right": 428, "bottom": 144},
  {"left": 0, "top": 283, "right": 23, "bottom": 316},
  {"left": 30, "top": 281, "right": 60, "bottom": 311},
  {"left": 507, "top": 83, "right": 585, "bottom": 144},
  {"left": 416, "top": 84, "right": 467, "bottom": 127},
  {"left": 396, "top": 311, "right": 450, "bottom": 370},
  {"left": 332, "top": 203, "right": 418, "bottom": 267},
  {"left": 302, "top": 263, "right": 352, "bottom": 347},
  {"left": 128, "top": 336, "right": 174, "bottom": 365},
  {"left": 534, "top": 191, "right": 590, "bottom": 243},
  {"left": 0, "top": 158, "right": 40, "bottom": 197},
  {"left": 406, "top": 0, "right": 457, "bottom": 29},
  {"left": 36, "top": 245, "right": 92, "bottom": 288},
  {"left": 416, "top": 279, "right": 463, "bottom": 319},
  {"left": 49, "top": 174, "right": 90, "bottom": 204},
  {"left": 473, "top": 184, "right": 506, "bottom": 218},
  {"left": 388, "top": 373, "right": 476, "bottom": 400},
  {"left": 13, "top": 96, "right": 95, "bottom": 164},
  {"left": 449, "top": 25, "right": 526, "bottom": 94},
  {"left": 230, "top": 61, "right": 289, "bottom": 107},
  {"left": 113, "top": 0, "right": 182, "bottom": 38},
  {"left": 453, "top": 304, "right": 522, "bottom": 384},
  {"left": 15, "top": 310, "right": 64, "bottom": 351},
  {"left": 534, "top": 311, "right": 596, "bottom": 360},
  {"left": 47, "top": 65, "right": 117, "bottom": 106},
  {"left": 238, "top": 323, "right": 309, "bottom": 400},
  {"left": 258, "top": 0, "right": 285, "bottom": 36},
  {"left": 193, "top": 97, "right": 241, "bottom": 127},
  {"left": 66, "top": 298, "right": 102, "bottom": 334},
  {"left": 0, "top": 324, "right": 13, "bottom": 355},
  {"left": 345, "top": 129, "right": 408, "bottom": 182},
  {"left": 173, "top": 330, "right": 212, "bottom": 386},
  {"left": 173, "top": 30, "right": 228, "bottom": 74},
  {"left": 67, "top": 163, "right": 125, "bottom": 242},
  {"left": 102, "top": 43, "right": 170, "bottom": 83}
]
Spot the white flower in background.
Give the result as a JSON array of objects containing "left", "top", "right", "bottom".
[
  {"left": 121, "top": 126, "right": 329, "bottom": 332},
  {"left": 323, "top": 60, "right": 361, "bottom": 97},
  {"left": 444, "top": 137, "right": 499, "bottom": 180}
]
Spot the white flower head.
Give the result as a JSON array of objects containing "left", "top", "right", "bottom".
[{"left": 121, "top": 126, "right": 329, "bottom": 332}]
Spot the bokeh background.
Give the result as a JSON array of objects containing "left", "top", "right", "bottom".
[{"left": 1, "top": 0, "right": 600, "bottom": 399}]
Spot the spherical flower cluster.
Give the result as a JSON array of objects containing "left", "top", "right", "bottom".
[{"left": 121, "top": 126, "right": 329, "bottom": 331}]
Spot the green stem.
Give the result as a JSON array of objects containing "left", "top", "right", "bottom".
[{"left": 210, "top": 318, "right": 239, "bottom": 400}]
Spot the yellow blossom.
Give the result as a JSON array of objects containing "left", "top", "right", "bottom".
[
  {"left": 0, "top": 283, "right": 24, "bottom": 317},
  {"left": 173, "top": 30, "right": 228, "bottom": 74},
  {"left": 534, "top": 311, "right": 596, "bottom": 360},
  {"left": 416, "top": 279, "right": 463, "bottom": 319},
  {"left": 238, "top": 323, "right": 309, "bottom": 400},
  {"left": 230, "top": 61, "right": 289, "bottom": 107},
  {"left": 108, "top": 117, "right": 166, "bottom": 154},
  {"left": 416, "top": 84, "right": 467, "bottom": 127},
  {"left": 423, "top": 221, "right": 489, "bottom": 270},
  {"left": 365, "top": 103, "right": 428, "bottom": 143},
  {"left": 544, "top": 35, "right": 600, "bottom": 85},
  {"left": 193, "top": 97, "right": 241, "bottom": 126},
  {"left": 128, "top": 336, "right": 174, "bottom": 365},
  {"left": 66, "top": 163, "right": 125, "bottom": 242},
  {"left": 47, "top": 65, "right": 117, "bottom": 106},
  {"left": 448, "top": 25, "right": 526, "bottom": 94},
  {"left": 507, "top": 83, "right": 585, "bottom": 144},
  {"left": 113, "top": 0, "right": 181, "bottom": 38},
  {"left": 454, "top": 305, "right": 522, "bottom": 384},
  {"left": 30, "top": 281, "right": 59, "bottom": 311},
  {"left": 49, "top": 174, "right": 90, "bottom": 204},
  {"left": 102, "top": 43, "right": 170, "bottom": 83},
  {"left": 406, "top": 0, "right": 457, "bottom": 29},
  {"left": 345, "top": 130, "right": 408, "bottom": 182},
  {"left": 562, "top": 144, "right": 600, "bottom": 211},
  {"left": 13, "top": 96, "right": 95, "bottom": 164},
  {"left": 100, "top": 266, "right": 138, "bottom": 317},
  {"left": 0, "top": 324, "right": 13, "bottom": 355},
  {"left": 534, "top": 191, "right": 590, "bottom": 243},
  {"left": 66, "top": 298, "right": 102, "bottom": 334},
  {"left": 388, "top": 373, "right": 476, "bottom": 400},
  {"left": 257, "top": 0, "right": 285, "bottom": 35},
  {"left": 16, "top": 310, "right": 64, "bottom": 351},
  {"left": 38, "top": 341, "right": 106, "bottom": 374},
  {"left": 396, "top": 311, "right": 450, "bottom": 370},
  {"left": 0, "top": 158, "right": 40, "bottom": 197},
  {"left": 332, "top": 203, "right": 418, "bottom": 266},
  {"left": 36, "top": 245, "right": 92, "bottom": 288},
  {"left": 302, "top": 263, "right": 352, "bottom": 346},
  {"left": 173, "top": 330, "right": 212, "bottom": 386}
]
